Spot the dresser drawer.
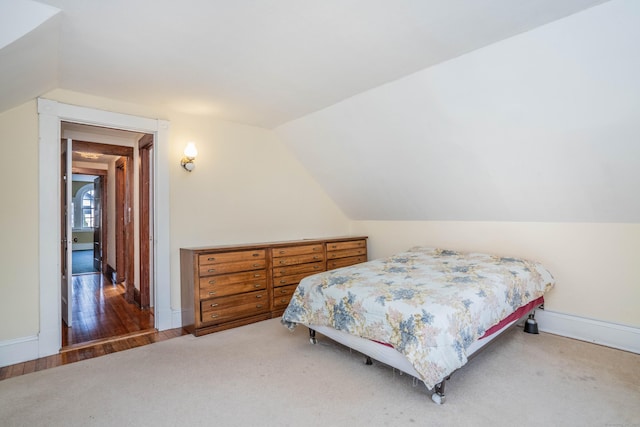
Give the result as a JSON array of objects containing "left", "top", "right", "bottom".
[
  {"left": 199, "top": 270, "right": 266, "bottom": 288},
  {"left": 326, "top": 247, "right": 367, "bottom": 260},
  {"left": 272, "top": 261, "right": 324, "bottom": 278},
  {"left": 201, "top": 291, "right": 269, "bottom": 324},
  {"left": 272, "top": 285, "right": 298, "bottom": 309},
  {"left": 199, "top": 250, "right": 265, "bottom": 266},
  {"left": 199, "top": 259, "right": 266, "bottom": 276},
  {"left": 199, "top": 279, "right": 266, "bottom": 299},
  {"left": 272, "top": 244, "right": 323, "bottom": 258},
  {"left": 326, "top": 240, "right": 366, "bottom": 252},
  {"left": 272, "top": 253, "right": 324, "bottom": 267},
  {"left": 273, "top": 271, "right": 319, "bottom": 287},
  {"left": 327, "top": 255, "right": 367, "bottom": 270}
]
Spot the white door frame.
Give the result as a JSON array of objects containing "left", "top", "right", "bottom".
[{"left": 37, "top": 98, "right": 172, "bottom": 357}]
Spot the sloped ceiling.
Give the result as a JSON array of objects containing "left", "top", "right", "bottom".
[
  {"left": 277, "top": 0, "right": 640, "bottom": 222},
  {"left": 1, "top": 0, "right": 608, "bottom": 128},
  {"left": 4, "top": 0, "right": 635, "bottom": 224},
  {"left": 0, "top": 0, "right": 60, "bottom": 112}
]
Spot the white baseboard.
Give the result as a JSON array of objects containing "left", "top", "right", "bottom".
[
  {"left": 0, "top": 308, "right": 184, "bottom": 369},
  {"left": 2, "top": 310, "right": 635, "bottom": 369},
  {"left": 0, "top": 335, "right": 39, "bottom": 368},
  {"left": 171, "top": 309, "right": 184, "bottom": 329},
  {"left": 536, "top": 309, "right": 640, "bottom": 354}
]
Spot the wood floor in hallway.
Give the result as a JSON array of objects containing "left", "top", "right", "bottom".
[{"left": 62, "top": 272, "right": 154, "bottom": 348}]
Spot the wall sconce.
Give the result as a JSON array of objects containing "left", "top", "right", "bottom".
[{"left": 181, "top": 142, "right": 198, "bottom": 172}]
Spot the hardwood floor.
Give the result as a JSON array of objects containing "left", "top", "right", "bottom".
[
  {"left": 0, "top": 273, "right": 188, "bottom": 381},
  {"left": 62, "top": 272, "right": 154, "bottom": 347}
]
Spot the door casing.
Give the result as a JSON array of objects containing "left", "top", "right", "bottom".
[{"left": 37, "top": 98, "right": 172, "bottom": 358}]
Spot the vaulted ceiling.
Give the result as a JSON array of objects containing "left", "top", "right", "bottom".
[
  {"left": 5, "top": 0, "right": 637, "bottom": 224},
  {"left": 1, "top": 0, "right": 609, "bottom": 128}
]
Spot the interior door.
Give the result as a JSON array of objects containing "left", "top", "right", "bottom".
[
  {"left": 60, "top": 138, "right": 73, "bottom": 327},
  {"left": 93, "top": 176, "right": 103, "bottom": 272}
]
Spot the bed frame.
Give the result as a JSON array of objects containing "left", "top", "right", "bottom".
[{"left": 306, "top": 301, "right": 542, "bottom": 404}]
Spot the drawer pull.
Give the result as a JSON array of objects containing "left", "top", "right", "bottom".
[
  {"left": 279, "top": 269, "right": 286, "bottom": 274},
  {"left": 279, "top": 250, "right": 286, "bottom": 254},
  {"left": 314, "top": 266, "right": 320, "bottom": 269},
  {"left": 313, "top": 256, "right": 319, "bottom": 259},
  {"left": 210, "top": 314, "right": 219, "bottom": 319},
  {"left": 254, "top": 283, "right": 261, "bottom": 288},
  {"left": 208, "top": 268, "right": 216, "bottom": 273},
  {"left": 208, "top": 291, "right": 216, "bottom": 296},
  {"left": 256, "top": 294, "right": 263, "bottom": 298},
  {"left": 314, "top": 247, "right": 320, "bottom": 251},
  {"left": 252, "top": 253, "right": 260, "bottom": 257},
  {"left": 279, "top": 260, "right": 286, "bottom": 265},
  {"left": 210, "top": 303, "right": 218, "bottom": 307},
  {"left": 207, "top": 257, "right": 215, "bottom": 261},
  {"left": 280, "top": 289, "right": 288, "bottom": 294},
  {"left": 280, "top": 280, "right": 286, "bottom": 284},
  {"left": 253, "top": 264, "right": 261, "bottom": 267},
  {"left": 280, "top": 299, "right": 287, "bottom": 303},
  {"left": 331, "top": 245, "right": 337, "bottom": 249},
  {"left": 208, "top": 279, "right": 215, "bottom": 284},
  {"left": 256, "top": 304, "right": 263, "bottom": 308},
  {"left": 254, "top": 274, "right": 261, "bottom": 278}
]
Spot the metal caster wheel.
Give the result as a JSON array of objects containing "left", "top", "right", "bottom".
[{"left": 431, "top": 393, "right": 445, "bottom": 405}]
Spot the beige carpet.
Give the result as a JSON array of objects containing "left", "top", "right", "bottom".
[{"left": 1, "top": 318, "right": 638, "bottom": 427}]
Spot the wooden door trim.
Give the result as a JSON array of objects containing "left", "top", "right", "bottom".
[
  {"left": 73, "top": 140, "right": 134, "bottom": 157},
  {"left": 72, "top": 167, "right": 108, "bottom": 176},
  {"left": 115, "top": 158, "right": 125, "bottom": 284},
  {"left": 138, "top": 134, "right": 153, "bottom": 308}
]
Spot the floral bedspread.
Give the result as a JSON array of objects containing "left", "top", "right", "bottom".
[{"left": 282, "top": 247, "right": 555, "bottom": 389}]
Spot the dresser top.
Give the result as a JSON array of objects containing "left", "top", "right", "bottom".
[{"left": 180, "top": 236, "right": 367, "bottom": 254}]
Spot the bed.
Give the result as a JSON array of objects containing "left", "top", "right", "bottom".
[{"left": 281, "top": 247, "right": 555, "bottom": 404}]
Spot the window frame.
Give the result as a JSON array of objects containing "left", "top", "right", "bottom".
[{"left": 72, "top": 183, "right": 96, "bottom": 231}]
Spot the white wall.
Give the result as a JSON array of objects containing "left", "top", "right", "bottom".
[
  {"left": 168, "top": 110, "right": 351, "bottom": 307},
  {"left": 0, "top": 101, "right": 39, "bottom": 341},
  {"left": 352, "top": 221, "right": 640, "bottom": 328},
  {"left": 0, "top": 90, "right": 350, "bottom": 350},
  {"left": 275, "top": 0, "right": 640, "bottom": 330},
  {"left": 277, "top": 0, "right": 640, "bottom": 223}
]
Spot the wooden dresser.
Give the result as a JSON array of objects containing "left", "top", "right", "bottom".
[
  {"left": 181, "top": 236, "right": 367, "bottom": 336},
  {"left": 326, "top": 239, "right": 368, "bottom": 270}
]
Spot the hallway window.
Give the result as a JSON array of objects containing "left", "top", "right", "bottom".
[{"left": 74, "top": 183, "right": 95, "bottom": 230}]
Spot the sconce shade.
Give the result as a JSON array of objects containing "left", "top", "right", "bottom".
[
  {"left": 181, "top": 142, "right": 197, "bottom": 172},
  {"left": 184, "top": 142, "right": 198, "bottom": 159}
]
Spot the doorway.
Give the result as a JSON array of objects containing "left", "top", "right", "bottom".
[
  {"left": 61, "top": 125, "right": 155, "bottom": 348},
  {"left": 38, "top": 98, "right": 172, "bottom": 359},
  {"left": 70, "top": 171, "right": 105, "bottom": 276}
]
